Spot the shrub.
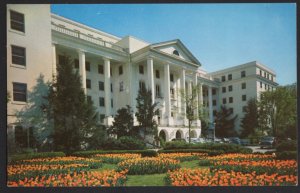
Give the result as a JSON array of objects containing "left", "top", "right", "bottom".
[
  {"left": 94, "top": 153, "right": 141, "bottom": 164},
  {"left": 164, "top": 141, "right": 189, "bottom": 150},
  {"left": 9, "top": 152, "right": 66, "bottom": 163},
  {"left": 158, "top": 153, "right": 206, "bottom": 162},
  {"left": 140, "top": 150, "right": 158, "bottom": 157},
  {"left": 117, "top": 157, "right": 180, "bottom": 175},
  {"left": 118, "top": 136, "right": 146, "bottom": 150},
  {"left": 72, "top": 149, "right": 156, "bottom": 157},
  {"left": 276, "top": 140, "right": 297, "bottom": 152},
  {"left": 276, "top": 151, "right": 297, "bottom": 160}
]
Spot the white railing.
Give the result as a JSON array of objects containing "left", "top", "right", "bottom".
[{"left": 52, "top": 23, "right": 126, "bottom": 53}]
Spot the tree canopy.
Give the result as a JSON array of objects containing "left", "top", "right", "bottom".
[
  {"left": 240, "top": 98, "right": 259, "bottom": 138},
  {"left": 215, "top": 106, "right": 238, "bottom": 138}
]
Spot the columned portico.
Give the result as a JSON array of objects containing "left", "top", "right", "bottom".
[
  {"left": 193, "top": 73, "right": 200, "bottom": 126},
  {"left": 104, "top": 57, "right": 111, "bottom": 117},
  {"left": 164, "top": 63, "right": 171, "bottom": 125},
  {"left": 180, "top": 68, "right": 186, "bottom": 125},
  {"left": 147, "top": 57, "right": 155, "bottom": 103},
  {"left": 52, "top": 43, "right": 57, "bottom": 79},
  {"left": 77, "top": 49, "right": 86, "bottom": 94},
  {"left": 208, "top": 86, "right": 213, "bottom": 124}
]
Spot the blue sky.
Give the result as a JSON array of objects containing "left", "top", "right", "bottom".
[{"left": 51, "top": 3, "right": 296, "bottom": 85}]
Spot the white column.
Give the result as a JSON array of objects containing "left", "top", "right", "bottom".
[
  {"left": 78, "top": 49, "right": 86, "bottom": 94},
  {"left": 199, "top": 83, "right": 203, "bottom": 106},
  {"left": 104, "top": 58, "right": 111, "bottom": 117},
  {"left": 147, "top": 57, "right": 155, "bottom": 103},
  {"left": 193, "top": 73, "right": 200, "bottom": 126},
  {"left": 164, "top": 63, "right": 171, "bottom": 125},
  {"left": 208, "top": 86, "right": 213, "bottom": 123},
  {"left": 188, "top": 81, "right": 192, "bottom": 95},
  {"left": 180, "top": 69, "right": 186, "bottom": 125},
  {"left": 52, "top": 44, "right": 57, "bottom": 79}
]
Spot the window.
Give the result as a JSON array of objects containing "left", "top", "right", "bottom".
[
  {"left": 222, "top": 87, "right": 226, "bottom": 93},
  {"left": 265, "top": 84, "right": 267, "bottom": 90},
  {"left": 139, "top": 65, "right": 144, "bottom": 74},
  {"left": 110, "top": 67, "right": 113, "bottom": 76},
  {"left": 85, "top": 61, "right": 90, "bottom": 71},
  {"left": 99, "top": 81, "right": 104, "bottom": 91},
  {"left": 213, "top": 110, "right": 217, "bottom": 117},
  {"left": 267, "top": 74, "right": 269, "bottom": 80},
  {"left": 264, "top": 72, "right": 266, "bottom": 78},
  {"left": 271, "top": 75, "right": 273, "bottom": 81},
  {"left": 98, "top": 64, "right": 104, "bottom": 74},
  {"left": 100, "top": 114, "right": 105, "bottom": 124},
  {"left": 139, "top": 81, "right": 145, "bottom": 91},
  {"left": 260, "top": 70, "right": 262, "bottom": 76},
  {"left": 10, "top": 10, "right": 25, "bottom": 32},
  {"left": 87, "top": 95, "right": 92, "bottom": 103},
  {"left": 213, "top": 100, "right": 216, "bottom": 106},
  {"left": 170, "top": 88, "right": 175, "bottom": 98},
  {"left": 13, "top": 82, "right": 27, "bottom": 102},
  {"left": 99, "top": 97, "right": 105, "bottom": 107},
  {"left": 156, "top": 70, "right": 160, "bottom": 79},
  {"left": 228, "top": 85, "right": 233, "bottom": 92},
  {"left": 119, "top": 81, "right": 124, "bottom": 92},
  {"left": 212, "top": 89, "right": 216, "bottom": 95},
  {"left": 241, "top": 83, "right": 246, "bottom": 89},
  {"left": 86, "top": 79, "right": 91, "bottom": 89},
  {"left": 260, "top": 81, "right": 262, "bottom": 88},
  {"left": 223, "top": 98, "right": 227, "bottom": 104},
  {"left": 228, "top": 74, "right": 232, "bottom": 80},
  {"left": 170, "top": 74, "right": 174, "bottom": 82},
  {"left": 111, "top": 99, "right": 113, "bottom": 108},
  {"left": 229, "top": 97, "right": 233, "bottom": 103},
  {"left": 11, "top": 45, "right": 26, "bottom": 66},
  {"left": 171, "top": 112, "right": 174, "bottom": 117},
  {"left": 221, "top": 76, "right": 226, "bottom": 82},
  {"left": 241, "top": 71, "right": 246, "bottom": 78},
  {"left": 242, "top": 95, "right": 247, "bottom": 101},
  {"left": 74, "top": 59, "right": 79, "bottom": 69},
  {"left": 155, "top": 84, "right": 161, "bottom": 98},
  {"left": 111, "top": 83, "right": 113, "bottom": 93},
  {"left": 173, "top": 50, "right": 179, "bottom": 56},
  {"left": 119, "top": 66, "right": 123, "bottom": 75},
  {"left": 229, "top": 108, "right": 233, "bottom": 114},
  {"left": 58, "top": 55, "right": 65, "bottom": 65}
]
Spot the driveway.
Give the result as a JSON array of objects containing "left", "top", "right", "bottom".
[{"left": 245, "top": 146, "right": 276, "bottom": 153}]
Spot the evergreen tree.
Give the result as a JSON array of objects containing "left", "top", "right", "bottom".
[
  {"left": 110, "top": 105, "right": 137, "bottom": 138},
  {"left": 240, "top": 98, "right": 258, "bottom": 138},
  {"left": 215, "top": 106, "right": 238, "bottom": 137},
  {"left": 47, "top": 55, "right": 99, "bottom": 153},
  {"left": 135, "top": 88, "right": 158, "bottom": 140}
]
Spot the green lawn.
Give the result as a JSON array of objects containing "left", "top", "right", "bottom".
[
  {"left": 91, "top": 163, "right": 117, "bottom": 171},
  {"left": 126, "top": 174, "right": 166, "bottom": 186}
]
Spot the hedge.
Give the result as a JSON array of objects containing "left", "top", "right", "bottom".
[
  {"left": 8, "top": 152, "right": 66, "bottom": 163},
  {"left": 276, "top": 140, "right": 297, "bottom": 152},
  {"left": 72, "top": 149, "right": 157, "bottom": 157},
  {"left": 276, "top": 151, "right": 297, "bottom": 160},
  {"left": 163, "top": 142, "right": 253, "bottom": 154},
  {"left": 158, "top": 149, "right": 225, "bottom": 156}
]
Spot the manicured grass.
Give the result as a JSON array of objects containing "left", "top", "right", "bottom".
[
  {"left": 126, "top": 174, "right": 166, "bottom": 186},
  {"left": 180, "top": 160, "right": 208, "bottom": 169}
]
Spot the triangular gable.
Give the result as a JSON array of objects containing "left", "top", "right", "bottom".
[{"left": 150, "top": 39, "right": 201, "bottom": 66}]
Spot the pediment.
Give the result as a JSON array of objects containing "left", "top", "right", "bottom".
[{"left": 150, "top": 39, "right": 201, "bottom": 66}]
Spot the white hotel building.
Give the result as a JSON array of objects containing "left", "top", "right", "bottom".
[{"left": 7, "top": 5, "right": 278, "bottom": 146}]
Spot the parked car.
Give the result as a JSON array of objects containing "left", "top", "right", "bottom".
[
  {"left": 228, "top": 137, "right": 241, "bottom": 145},
  {"left": 222, "top": 138, "right": 230, "bottom": 143},
  {"left": 240, "top": 139, "right": 250, "bottom": 146},
  {"left": 259, "top": 136, "right": 276, "bottom": 149},
  {"left": 214, "top": 138, "right": 223, "bottom": 143}
]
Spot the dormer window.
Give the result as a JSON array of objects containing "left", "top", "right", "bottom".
[{"left": 173, "top": 50, "right": 179, "bottom": 56}]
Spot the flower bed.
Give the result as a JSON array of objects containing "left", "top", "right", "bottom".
[
  {"left": 7, "top": 170, "right": 127, "bottom": 187},
  {"left": 165, "top": 168, "right": 297, "bottom": 186},
  {"left": 210, "top": 159, "right": 297, "bottom": 175},
  {"left": 158, "top": 153, "right": 207, "bottom": 162},
  {"left": 93, "top": 153, "right": 141, "bottom": 164},
  {"left": 117, "top": 157, "right": 180, "bottom": 175}
]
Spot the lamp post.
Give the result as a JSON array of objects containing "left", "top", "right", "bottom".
[{"left": 213, "top": 122, "right": 216, "bottom": 142}]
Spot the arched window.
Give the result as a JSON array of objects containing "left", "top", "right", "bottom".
[{"left": 173, "top": 50, "right": 179, "bottom": 56}]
